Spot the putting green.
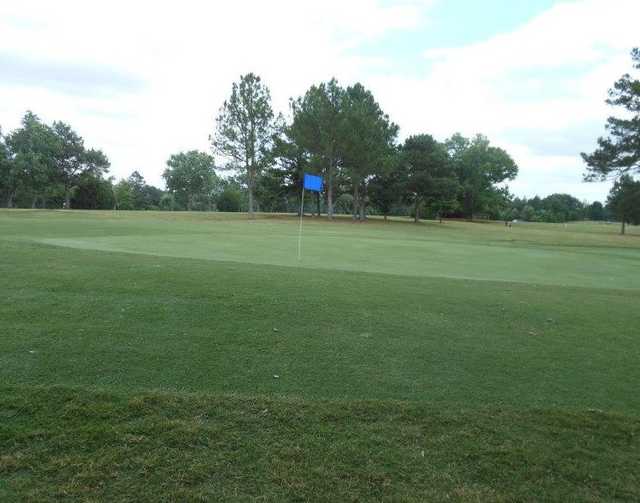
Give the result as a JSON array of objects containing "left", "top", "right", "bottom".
[{"left": 27, "top": 214, "right": 640, "bottom": 290}]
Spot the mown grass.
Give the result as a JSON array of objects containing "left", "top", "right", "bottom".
[
  {"left": 2, "top": 386, "right": 639, "bottom": 502},
  {"left": 3, "top": 210, "right": 639, "bottom": 289},
  {"left": 1, "top": 210, "right": 640, "bottom": 501}
]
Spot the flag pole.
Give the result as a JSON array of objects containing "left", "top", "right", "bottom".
[{"left": 297, "top": 186, "right": 305, "bottom": 261}]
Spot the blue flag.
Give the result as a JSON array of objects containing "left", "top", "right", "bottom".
[{"left": 303, "top": 173, "right": 323, "bottom": 192}]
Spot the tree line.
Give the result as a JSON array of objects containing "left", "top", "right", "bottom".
[
  {"left": 506, "top": 194, "right": 610, "bottom": 223},
  {"left": 0, "top": 77, "right": 520, "bottom": 221},
  {"left": 210, "top": 74, "right": 520, "bottom": 222},
  {"left": 2, "top": 49, "right": 639, "bottom": 228},
  {"left": 0, "top": 112, "right": 109, "bottom": 209}
]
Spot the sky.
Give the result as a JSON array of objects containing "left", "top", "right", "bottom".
[{"left": 1, "top": 0, "right": 639, "bottom": 202}]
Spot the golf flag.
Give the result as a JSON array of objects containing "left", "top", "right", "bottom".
[
  {"left": 297, "top": 173, "right": 323, "bottom": 261},
  {"left": 303, "top": 173, "right": 323, "bottom": 192}
]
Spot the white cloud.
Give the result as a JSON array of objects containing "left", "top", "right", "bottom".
[
  {"left": 0, "top": 0, "right": 637, "bottom": 201},
  {"left": 370, "top": 0, "right": 640, "bottom": 200},
  {"left": 1, "top": 0, "right": 434, "bottom": 185}
]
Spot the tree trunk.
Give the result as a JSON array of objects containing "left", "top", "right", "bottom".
[
  {"left": 327, "top": 159, "right": 334, "bottom": 219},
  {"left": 359, "top": 183, "right": 366, "bottom": 221},
  {"left": 248, "top": 187, "right": 254, "bottom": 218},
  {"left": 316, "top": 192, "right": 321, "bottom": 217},
  {"left": 384, "top": 214, "right": 388, "bottom": 222},
  {"left": 465, "top": 190, "right": 473, "bottom": 221},
  {"left": 6, "top": 192, "right": 15, "bottom": 208},
  {"left": 187, "top": 194, "right": 193, "bottom": 211},
  {"left": 62, "top": 184, "right": 73, "bottom": 209},
  {"left": 621, "top": 218, "right": 626, "bottom": 235},
  {"left": 246, "top": 162, "right": 255, "bottom": 219},
  {"left": 32, "top": 195, "right": 39, "bottom": 209},
  {"left": 414, "top": 199, "right": 420, "bottom": 223},
  {"left": 352, "top": 184, "right": 360, "bottom": 220}
]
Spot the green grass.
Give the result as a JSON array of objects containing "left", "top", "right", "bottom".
[
  {"left": 1, "top": 209, "right": 640, "bottom": 501},
  {"left": 2, "top": 386, "right": 639, "bottom": 502}
]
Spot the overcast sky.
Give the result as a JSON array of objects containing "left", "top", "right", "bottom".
[{"left": 1, "top": 0, "right": 638, "bottom": 201}]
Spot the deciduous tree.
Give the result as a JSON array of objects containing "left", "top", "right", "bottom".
[
  {"left": 163, "top": 151, "right": 218, "bottom": 211},
  {"left": 5, "top": 112, "right": 58, "bottom": 208},
  {"left": 401, "top": 135, "right": 453, "bottom": 223},
  {"left": 51, "top": 121, "right": 110, "bottom": 208},
  {"left": 607, "top": 175, "right": 640, "bottom": 234},
  {"left": 0, "top": 128, "right": 15, "bottom": 207},
  {"left": 369, "top": 161, "right": 402, "bottom": 221},
  {"left": 446, "top": 133, "right": 518, "bottom": 219}
]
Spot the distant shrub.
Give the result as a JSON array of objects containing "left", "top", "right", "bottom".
[{"left": 216, "top": 189, "right": 241, "bottom": 212}]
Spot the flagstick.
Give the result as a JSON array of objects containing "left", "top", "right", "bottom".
[{"left": 297, "top": 187, "right": 305, "bottom": 261}]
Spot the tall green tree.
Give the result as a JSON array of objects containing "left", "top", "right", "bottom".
[
  {"left": 124, "top": 171, "right": 163, "bottom": 210},
  {"left": 216, "top": 187, "right": 242, "bottom": 212},
  {"left": 113, "top": 172, "right": 163, "bottom": 211},
  {"left": 270, "top": 123, "right": 311, "bottom": 214},
  {"left": 401, "top": 135, "right": 455, "bottom": 223},
  {"left": 340, "top": 83, "right": 398, "bottom": 220},
  {"left": 446, "top": 133, "right": 518, "bottom": 219},
  {"left": 212, "top": 73, "right": 276, "bottom": 218},
  {"left": 587, "top": 201, "right": 607, "bottom": 221},
  {"left": 369, "top": 158, "right": 403, "bottom": 221},
  {"left": 71, "top": 173, "right": 115, "bottom": 210},
  {"left": 607, "top": 175, "right": 640, "bottom": 235},
  {"left": 582, "top": 48, "right": 640, "bottom": 181},
  {"left": 113, "top": 179, "right": 134, "bottom": 210},
  {"left": 5, "top": 112, "right": 58, "bottom": 208},
  {"left": 255, "top": 167, "right": 291, "bottom": 213},
  {"left": 51, "top": 121, "right": 110, "bottom": 208},
  {"left": 427, "top": 177, "right": 460, "bottom": 222},
  {"left": 540, "top": 193, "right": 585, "bottom": 222},
  {"left": 290, "top": 79, "right": 344, "bottom": 219},
  {"left": 124, "top": 171, "right": 146, "bottom": 210},
  {"left": 163, "top": 151, "right": 219, "bottom": 211},
  {"left": 0, "top": 128, "right": 14, "bottom": 207}
]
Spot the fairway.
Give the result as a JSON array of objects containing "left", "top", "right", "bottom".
[{"left": 2, "top": 209, "right": 640, "bottom": 501}]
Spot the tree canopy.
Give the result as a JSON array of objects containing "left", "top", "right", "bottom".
[
  {"left": 340, "top": 83, "right": 399, "bottom": 220},
  {"left": 447, "top": 133, "right": 518, "bottom": 220},
  {"left": 163, "top": 151, "right": 219, "bottom": 211},
  {"left": 290, "top": 79, "right": 343, "bottom": 218},
  {"left": 51, "top": 121, "right": 110, "bottom": 208},
  {"left": 2, "top": 112, "right": 110, "bottom": 209},
  {"left": 212, "top": 73, "right": 277, "bottom": 218},
  {"left": 401, "top": 135, "right": 455, "bottom": 223},
  {"left": 607, "top": 175, "right": 640, "bottom": 234},
  {"left": 9, "top": 73, "right": 630, "bottom": 228},
  {"left": 583, "top": 48, "right": 640, "bottom": 181}
]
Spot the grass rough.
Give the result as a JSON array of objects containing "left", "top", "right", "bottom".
[{"left": 2, "top": 386, "right": 640, "bottom": 502}]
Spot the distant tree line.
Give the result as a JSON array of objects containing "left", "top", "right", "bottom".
[
  {"left": 503, "top": 194, "right": 611, "bottom": 223},
  {"left": 0, "top": 108, "right": 614, "bottom": 222},
  {"left": 3, "top": 48, "right": 640, "bottom": 228},
  {"left": 0, "top": 114, "right": 244, "bottom": 212}
]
